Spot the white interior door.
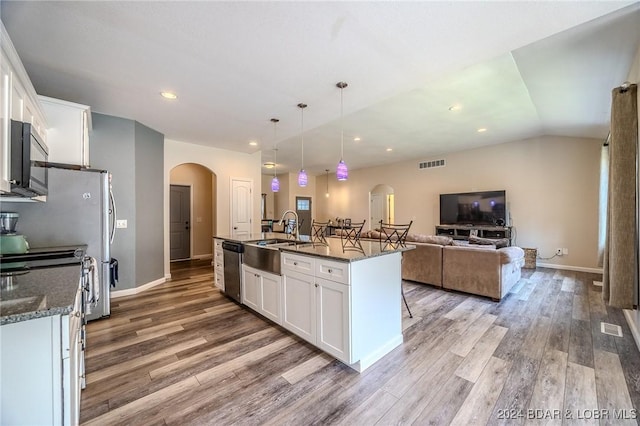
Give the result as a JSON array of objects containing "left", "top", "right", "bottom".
[
  {"left": 231, "top": 178, "right": 252, "bottom": 238},
  {"left": 370, "top": 193, "right": 385, "bottom": 228}
]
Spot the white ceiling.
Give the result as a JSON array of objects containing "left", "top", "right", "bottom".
[{"left": 2, "top": 1, "right": 639, "bottom": 176}]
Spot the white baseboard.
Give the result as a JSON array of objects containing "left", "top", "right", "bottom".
[
  {"left": 350, "top": 334, "right": 404, "bottom": 373},
  {"left": 111, "top": 276, "right": 167, "bottom": 299},
  {"left": 536, "top": 262, "right": 603, "bottom": 274},
  {"left": 623, "top": 309, "right": 640, "bottom": 352}
]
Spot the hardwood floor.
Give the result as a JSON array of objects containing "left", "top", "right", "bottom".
[{"left": 80, "top": 263, "right": 640, "bottom": 425}]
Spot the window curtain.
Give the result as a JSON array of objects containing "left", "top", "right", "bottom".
[
  {"left": 603, "top": 83, "right": 638, "bottom": 309},
  {"left": 597, "top": 138, "right": 609, "bottom": 267}
]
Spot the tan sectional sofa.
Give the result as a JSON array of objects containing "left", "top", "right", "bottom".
[{"left": 397, "top": 234, "right": 525, "bottom": 301}]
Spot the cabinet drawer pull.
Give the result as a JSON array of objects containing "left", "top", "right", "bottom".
[
  {"left": 293, "top": 262, "right": 298, "bottom": 266},
  {"left": 328, "top": 268, "right": 333, "bottom": 273}
]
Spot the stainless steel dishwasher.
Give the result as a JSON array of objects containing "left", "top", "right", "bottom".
[{"left": 221, "top": 240, "right": 244, "bottom": 303}]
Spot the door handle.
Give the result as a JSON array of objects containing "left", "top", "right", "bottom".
[{"left": 233, "top": 227, "right": 238, "bottom": 230}]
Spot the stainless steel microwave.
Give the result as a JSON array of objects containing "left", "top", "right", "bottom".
[{"left": 10, "top": 120, "right": 48, "bottom": 197}]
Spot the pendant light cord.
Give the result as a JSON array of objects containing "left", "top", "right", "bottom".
[
  {"left": 298, "top": 103, "right": 307, "bottom": 171},
  {"left": 340, "top": 86, "right": 344, "bottom": 161},
  {"left": 271, "top": 118, "right": 279, "bottom": 178}
]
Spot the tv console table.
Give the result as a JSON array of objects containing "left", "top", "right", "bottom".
[{"left": 435, "top": 225, "right": 513, "bottom": 246}]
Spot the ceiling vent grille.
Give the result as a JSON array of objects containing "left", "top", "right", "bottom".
[{"left": 419, "top": 159, "right": 446, "bottom": 170}]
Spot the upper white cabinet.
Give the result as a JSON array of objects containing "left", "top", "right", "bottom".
[
  {"left": 39, "top": 96, "right": 91, "bottom": 167},
  {"left": 0, "top": 22, "right": 48, "bottom": 193}
]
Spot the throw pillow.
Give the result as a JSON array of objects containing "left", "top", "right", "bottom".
[
  {"left": 469, "top": 235, "right": 509, "bottom": 249},
  {"left": 409, "top": 234, "right": 453, "bottom": 245}
]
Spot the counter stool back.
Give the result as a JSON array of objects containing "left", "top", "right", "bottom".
[{"left": 378, "top": 220, "right": 414, "bottom": 318}]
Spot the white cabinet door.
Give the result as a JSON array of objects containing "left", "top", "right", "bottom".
[
  {"left": 316, "top": 277, "right": 351, "bottom": 362},
  {"left": 242, "top": 266, "right": 260, "bottom": 312},
  {"left": 0, "top": 59, "right": 11, "bottom": 193},
  {"left": 282, "top": 270, "right": 316, "bottom": 344},
  {"left": 39, "top": 96, "right": 90, "bottom": 166},
  {"left": 260, "top": 271, "right": 282, "bottom": 325}
]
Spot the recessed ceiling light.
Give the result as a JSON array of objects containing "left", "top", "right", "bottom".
[
  {"left": 160, "top": 91, "right": 177, "bottom": 100},
  {"left": 477, "top": 128, "right": 487, "bottom": 133},
  {"left": 249, "top": 140, "right": 258, "bottom": 146},
  {"left": 448, "top": 105, "right": 461, "bottom": 111},
  {"left": 386, "top": 148, "right": 393, "bottom": 152},
  {"left": 263, "top": 162, "right": 275, "bottom": 169},
  {"left": 354, "top": 137, "right": 361, "bottom": 141}
]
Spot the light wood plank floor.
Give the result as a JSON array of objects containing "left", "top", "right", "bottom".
[{"left": 80, "top": 263, "right": 640, "bottom": 425}]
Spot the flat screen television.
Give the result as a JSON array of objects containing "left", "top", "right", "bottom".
[{"left": 440, "top": 190, "right": 507, "bottom": 226}]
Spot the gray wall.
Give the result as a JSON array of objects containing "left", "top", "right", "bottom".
[
  {"left": 134, "top": 121, "right": 164, "bottom": 286},
  {"left": 91, "top": 112, "right": 164, "bottom": 290}
]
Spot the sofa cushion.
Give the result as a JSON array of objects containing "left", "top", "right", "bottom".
[
  {"left": 469, "top": 235, "right": 509, "bottom": 249},
  {"left": 498, "top": 246, "right": 525, "bottom": 264},
  {"left": 406, "top": 234, "right": 453, "bottom": 246}
]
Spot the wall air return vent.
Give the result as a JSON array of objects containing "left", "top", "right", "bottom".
[{"left": 419, "top": 159, "right": 446, "bottom": 170}]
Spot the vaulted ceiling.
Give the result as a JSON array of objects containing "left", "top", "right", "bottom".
[{"left": 2, "top": 1, "right": 639, "bottom": 175}]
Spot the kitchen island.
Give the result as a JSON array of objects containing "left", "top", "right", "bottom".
[{"left": 214, "top": 233, "right": 414, "bottom": 372}]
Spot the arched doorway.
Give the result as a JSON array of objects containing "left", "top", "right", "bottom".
[
  {"left": 370, "top": 184, "right": 395, "bottom": 227},
  {"left": 169, "top": 163, "right": 217, "bottom": 262}
]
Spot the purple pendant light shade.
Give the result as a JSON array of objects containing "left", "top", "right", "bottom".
[
  {"left": 336, "top": 160, "right": 348, "bottom": 181},
  {"left": 336, "top": 82, "right": 348, "bottom": 181},
  {"left": 298, "top": 169, "right": 308, "bottom": 187},
  {"left": 270, "top": 118, "right": 280, "bottom": 192},
  {"left": 297, "top": 103, "right": 308, "bottom": 187}
]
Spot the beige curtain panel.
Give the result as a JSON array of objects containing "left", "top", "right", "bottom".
[{"left": 603, "top": 83, "right": 638, "bottom": 309}]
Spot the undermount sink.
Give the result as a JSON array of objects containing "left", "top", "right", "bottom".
[{"left": 251, "top": 238, "right": 298, "bottom": 247}]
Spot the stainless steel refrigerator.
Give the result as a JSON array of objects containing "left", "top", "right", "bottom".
[{"left": 5, "top": 165, "right": 116, "bottom": 321}]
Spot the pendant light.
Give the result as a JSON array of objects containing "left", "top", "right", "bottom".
[
  {"left": 270, "top": 118, "right": 280, "bottom": 192},
  {"left": 336, "top": 82, "right": 348, "bottom": 181},
  {"left": 325, "top": 169, "right": 330, "bottom": 198},
  {"left": 297, "top": 103, "right": 308, "bottom": 187}
]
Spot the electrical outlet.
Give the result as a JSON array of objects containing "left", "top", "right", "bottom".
[
  {"left": 116, "top": 219, "right": 128, "bottom": 229},
  {"left": 556, "top": 248, "right": 563, "bottom": 256},
  {"left": 562, "top": 248, "right": 569, "bottom": 255}
]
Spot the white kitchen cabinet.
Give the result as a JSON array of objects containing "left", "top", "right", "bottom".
[
  {"left": 213, "top": 238, "right": 224, "bottom": 290},
  {"left": 0, "top": 22, "right": 48, "bottom": 194},
  {"left": 39, "top": 96, "right": 91, "bottom": 166},
  {"left": 241, "top": 264, "right": 282, "bottom": 325},
  {"left": 281, "top": 252, "right": 351, "bottom": 363},
  {"left": 0, "top": 286, "right": 84, "bottom": 426},
  {"left": 316, "top": 276, "right": 350, "bottom": 361},
  {"left": 280, "top": 249, "right": 405, "bottom": 372},
  {"left": 282, "top": 269, "right": 316, "bottom": 344}
]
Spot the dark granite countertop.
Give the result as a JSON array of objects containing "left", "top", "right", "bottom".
[
  {"left": 214, "top": 233, "right": 413, "bottom": 262},
  {"left": 1, "top": 259, "right": 82, "bottom": 326}
]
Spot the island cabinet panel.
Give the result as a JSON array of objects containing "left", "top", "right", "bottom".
[
  {"left": 261, "top": 272, "right": 282, "bottom": 324},
  {"left": 241, "top": 264, "right": 282, "bottom": 325},
  {"left": 349, "top": 252, "right": 403, "bottom": 368},
  {"left": 316, "top": 276, "right": 351, "bottom": 361},
  {"left": 282, "top": 269, "right": 316, "bottom": 344}
]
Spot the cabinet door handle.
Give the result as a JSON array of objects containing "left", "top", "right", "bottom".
[{"left": 315, "top": 283, "right": 319, "bottom": 288}]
